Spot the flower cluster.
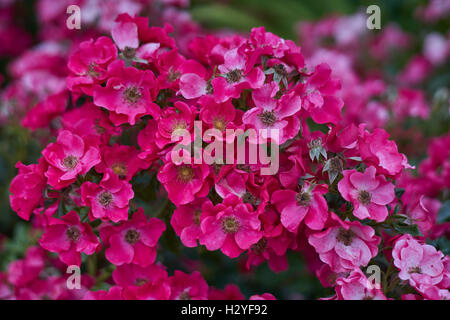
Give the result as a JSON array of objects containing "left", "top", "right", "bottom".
[{"left": 1, "top": 0, "right": 449, "bottom": 300}]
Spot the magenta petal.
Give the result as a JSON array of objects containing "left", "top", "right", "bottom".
[
  {"left": 305, "top": 199, "right": 328, "bottom": 230},
  {"left": 235, "top": 228, "right": 262, "bottom": 250},
  {"left": 112, "top": 22, "right": 139, "bottom": 51},
  {"left": 59, "top": 250, "right": 81, "bottom": 266},
  {"left": 105, "top": 233, "right": 134, "bottom": 265},
  {"left": 132, "top": 242, "right": 156, "bottom": 267},
  {"left": 271, "top": 189, "right": 296, "bottom": 212},
  {"left": 349, "top": 167, "right": 379, "bottom": 191},
  {"left": 221, "top": 235, "right": 243, "bottom": 258},
  {"left": 179, "top": 73, "right": 206, "bottom": 99},
  {"left": 199, "top": 217, "right": 226, "bottom": 251},
  {"left": 180, "top": 225, "right": 202, "bottom": 248},
  {"left": 39, "top": 225, "right": 71, "bottom": 252},
  {"left": 280, "top": 203, "right": 307, "bottom": 232},
  {"left": 308, "top": 228, "right": 338, "bottom": 253},
  {"left": 371, "top": 181, "right": 395, "bottom": 205},
  {"left": 366, "top": 203, "right": 388, "bottom": 222},
  {"left": 139, "top": 218, "right": 166, "bottom": 247}
]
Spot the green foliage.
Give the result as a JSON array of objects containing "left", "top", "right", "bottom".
[{"left": 437, "top": 200, "right": 450, "bottom": 223}]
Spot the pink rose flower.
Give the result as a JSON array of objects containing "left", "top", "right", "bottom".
[
  {"left": 81, "top": 171, "right": 134, "bottom": 222},
  {"left": 271, "top": 182, "right": 329, "bottom": 232},
  {"left": 42, "top": 130, "right": 101, "bottom": 189},
  {"left": 67, "top": 36, "right": 117, "bottom": 96},
  {"left": 93, "top": 60, "right": 160, "bottom": 125},
  {"left": 100, "top": 208, "right": 166, "bottom": 267},
  {"left": 157, "top": 156, "right": 211, "bottom": 206},
  {"left": 95, "top": 144, "right": 149, "bottom": 181},
  {"left": 169, "top": 271, "right": 209, "bottom": 300},
  {"left": 308, "top": 213, "right": 380, "bottom": 272},
  {"left": 199, "top": 195, "right": 262, "bottom": 258},
  {"left": 338, "top": 166, "right": 395, "bottom": 222},
  {"left": 392, "top": 234, "right": 445, "bottom": 290},
  {"left": 242, "top": 81, "right": 301, "bottom": 144},
  {"left": 334, "top": 269, "right": 387, "bottom": 300},
  {"left": 7, "top": 247, "right": 45, "bottom": 287},
  {"left": 113, "top": 263, "right": 170, "bottom": 300},
  {"left": 358, "top": 126, "right": 412, "bottom": 178},
  {"left": 171, "top": 198, "right": 212, "bottom": 248},
  {"left": 10, "top": 158, "right": 47, "bottom": 220},
  {"left": 296, "top": 63, "right": 343, "bottom": 125},
  {"left": 39, "top": 211, "right": 100, "bottom": 266}
]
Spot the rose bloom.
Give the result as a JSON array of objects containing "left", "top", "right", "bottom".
[
  {"left": 199, "top": 195, "right": 262, "bottom": 258},
  {"left": 42, "top": 130, "right": 101, "bottom": 189},
  {"left": 338, "top": 166, "right": 395, "bottom": 222},
  {"left": 392, "top": 234, "right": 445, "bottom": 290},
  {"left": 308, "top": 213, "right": 380, "bottom": 273},
  {"left": 332, "top": 269, "right": 387, "bottom": 300},
  {"left": 39, "top": 211, "right": 100, "bottom": 266},
  {"left": 100, "top": 208, "right": 166, "bottom": 267}
]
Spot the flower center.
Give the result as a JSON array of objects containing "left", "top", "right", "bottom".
[
  {"left": 66, "top": 226, "right": 81, "bottom": 242},
  {"left": 226, "top": 69, "right": 243, "bottom": 83},
  {"left": 193, "top": 209, "right": 202, "bottom": 226},
  {"left": 135, "top": 278, "right": 148, "bottom": 286},
  {"left": 123, "top": 46, "right": 136, "bottom": 59},
  {"left": 94, "top": 119, "right": 106, "bottom": 134},
  {"left": 112, "top": 163, "right": 127, "bottom": 178},
  {"left": 329, "top": 156, "right": 344, "bottom": 173},
  {"left": 336, "top": 228, "right": 355, "bottom": 246},
  {"left": 258, "top": 111, "right": 277, "bottom": 126},
  {"left": 177, "top": 166, "right": 194, "bottom": 183},
  {"left": 206, "top": 80, "right": 213, "bottom": 94},
  {"left": 408, "top": 266, "right": 422, "bottom": 274},
  {"left": 125, "top": 229, "right": 140, "bottom": 245},
  {"left": 62, "top": 155, "right": 79, "bottom": 169},
  {"left": 242, "top": 192, "right": 257, "bottom": 205},
  {"left": 221, "top": 216, "right": 240, "bottom": 234},
  {"left": 167, "top": 69, "right": 181, "bottom": 82},
  {"left": 178, "top": 291, "right": 191, "bottom": 300},
  {"left": 212, "top": 117, "right": 226, "bottom": 131},
  {"left": 273, "top": 64, "right": 288, "bottom": 77},
  {"left": 87, "top": 63, "right": 100, "bottom": 78},
  {"left": 171, "top": 120, "right": 187, "bottom": 133},
  {"left": 124, "top": 86, "right": 142, "bottom": 104},
  {"left": 251, "top": 238, "right": 267, "bottom": 255},
  {"left": 98, "top": 191, "right": 113, "bottom": 207},
  {"left": 296, "top": 192, "right": 311, "bottom": 206},
  {"left": 357, "top": 190, "right": 372, "bottom": 205}
]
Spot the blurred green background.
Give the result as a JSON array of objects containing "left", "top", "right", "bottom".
[{"left": 189, "top": 0, "right": 448, "bottom": 39}]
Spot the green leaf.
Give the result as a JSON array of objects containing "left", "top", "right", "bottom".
[
  {"left": 394, "top": 188, "right": 405, "bottom": 199},
  {"left": 191, "top": 4, "right": 261, "bottom": 32},
  {"left": 392, "top": 204, "right": 400, "bottom": 215},
  {"left": 437, "top": 200, "right": 450, "bottom": 223},
  {"left": 393, "top": 223, "right": 422, "bottom": 237},
  {"left": 428, "top": 237, "right": 450, "bottom": 256}
]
